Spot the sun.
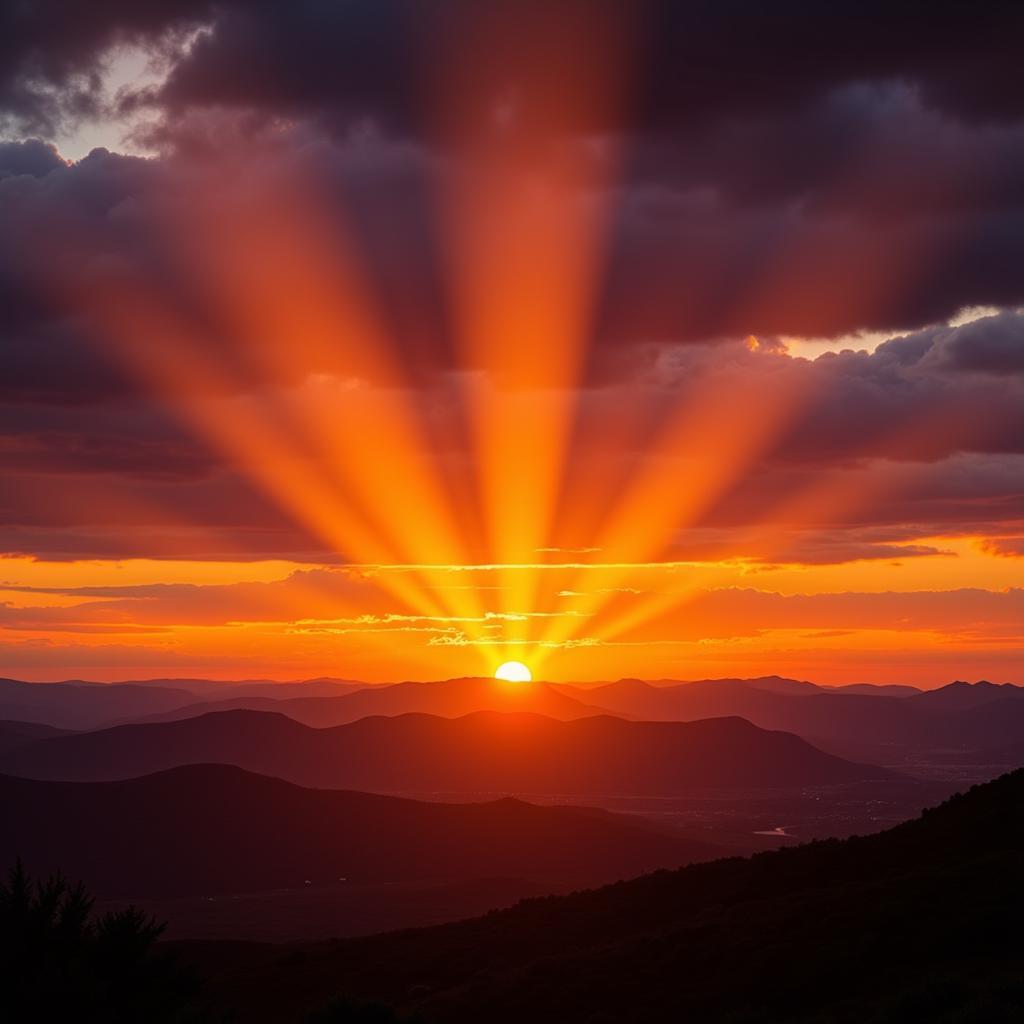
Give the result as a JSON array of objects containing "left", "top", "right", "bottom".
[{"left": 494, "top": 660, "right": 532, "bottom": 683}]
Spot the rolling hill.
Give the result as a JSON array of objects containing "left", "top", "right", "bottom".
[
  {"left": 0, "top": 719, "right": 74, "bottom": 753},
  {"left": 0, "top": 709, "right": 895, "bottom": 793},
  {"left": 0, "top": 764, "right": 715, "bottom": 898},
  {"left": 131, "top": 676, "right": 611, "bottom": 727},
  {"left": 0, "top": 677, "right": 200, "bottom": 729},
  {"left": 0, "top": 676, "right": 368, "bottom": 729}
]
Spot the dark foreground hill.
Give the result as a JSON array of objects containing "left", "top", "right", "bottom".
[
  {"left": 0, "top": 764, "right": 716, "bottom": 899},
  {"left": 0, "top": 709, "right": 895, "bottom": 793},
  {"left": 182, "top": 768, "right": 1024, "bottom": 1023}
]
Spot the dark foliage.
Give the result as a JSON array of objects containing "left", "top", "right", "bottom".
[{"left": 0, "top": 861, "right": 207, "bottom": 1022}]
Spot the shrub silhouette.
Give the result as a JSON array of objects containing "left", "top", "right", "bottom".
[{"left": 0, "top": 860, "right": 205, "bottom": 1021}]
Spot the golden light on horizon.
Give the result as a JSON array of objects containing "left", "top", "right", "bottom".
[{"left": 495, "top": 661, "right": 532, "bottom": 683}]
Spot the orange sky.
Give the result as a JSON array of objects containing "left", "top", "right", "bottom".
[{"left": 2, "top": 531, "right": 1021, "bottom": 686}]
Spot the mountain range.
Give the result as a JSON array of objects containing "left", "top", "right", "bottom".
[
  {"left": 5, "top": 674, "right": 1022, "bottom": 745},
  {"left": 128, "top": 677, "right": 608, "bottom": 728},
  {"left": 559, "top": 676, "right": 1024, "bottom": 753},
  {"left": 4, "top": 675, "right": 1023, "bottom": 770},
  {"left": 0, "top": 708, "right": 894, "bottom": 792},
  {"left": 0, "top": 676, "right": 365, "bottom": 729}
]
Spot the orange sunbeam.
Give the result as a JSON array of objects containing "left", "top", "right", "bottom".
[
  {"left": 597, "top": 385, "right": 1007, "bottom": 646},
  {"left": 73, "top": 271, "right": 446, "bottom": 623},
  {"left": 164, "top": 167, "right": 491, "bottom": 655},
  {"left": 530, "top": 353, "right": 809, "bottom": 670},
  {"left": 436, "top": 3, "right": 629, "bottom": 661},
  {"left": 531, "top": 105, "right": 955, "bottom": 671}
]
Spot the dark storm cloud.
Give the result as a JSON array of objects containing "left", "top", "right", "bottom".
[
  {"left": 0, "top": 0, "right": 212, "bottom": 135},
  {"left": 595, "top": 185, "right": 1024, "bottom": 346},
  {"left": 925, "top": 312, "right": 1024, "bottom": 373},
  {"left": 4, "top": 4, "right": 1024, "bottom": 354},
  {"left": 776, "top": 314, "right": 1024, "bottom": 464},
  {"left": 0, "top": 138, "right": 66, "bottom": 178},
  {"left": 0, "top": 135, "right": 456, "bottom": 405},
  {"left": 0, "top": 145, "right": 164, "bottom": 405},
  {"left": 7, "top": 2, "right": 1024, "bottom": 143},
  {"left": 2, "top": 2, "right": 1024, "bottom": 562},
  {"left": 149, "top": 2, "right": 1024, "bottom": 132},
  {"left": 580, "top": 311, "right": 1024, "bottom": 463}
]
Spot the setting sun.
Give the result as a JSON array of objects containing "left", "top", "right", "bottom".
[{"left": 494, "top": 661, "right": 532, "bottom": 683}]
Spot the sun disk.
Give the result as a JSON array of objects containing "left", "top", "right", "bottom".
[{"left": 494, "top": 661, "right": 532, "bottom": 683}]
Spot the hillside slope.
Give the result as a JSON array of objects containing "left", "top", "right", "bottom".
[{"left": 186, "top": 768, "right": 1024, "bottom": 1023}]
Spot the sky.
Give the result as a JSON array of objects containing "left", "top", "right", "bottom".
[{"left": 0, "top": 1, "right": 1022, "bottom": 685}]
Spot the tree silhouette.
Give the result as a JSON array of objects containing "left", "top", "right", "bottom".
[{"left": 0, "top": 860, "right": 206, "bottom": 1021}]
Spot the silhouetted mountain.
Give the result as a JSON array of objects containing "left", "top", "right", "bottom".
[
  {"left": 0, "top": 764, "right": 716, "bottom": 898},
  {"left": 123, "top": 677, "right": 366, "bottom": 701},
  {"left": 560, "top": 677, "right": 1024, "bottom": 751},
  {"left": 0, "top": 720, "right": 74, "bottom": 753},
  {"left": 606, "top": 674, "right": 822, "bottom": 696},
  {"left": 0, "top": 677, "right": 199, "bottom": 729},
  {"left": 909, "top": 678, "right": 1024, "bottom": 710},
  {"left": 119, "top": 694, "right": 321, "bottom": 725},
  {"left": 132, "top": 677, "right": 611, "bottom": 727},
  {"left": 11, "top": 674, "right": 1017, "bottom": 754},
  {"left": 0, "top": 709, "right": 894, "bottom": 792},
  {"left": 220, "top": 677, "right": 366, "bottom": 700},
  {"left": 0, "top": 676, "right": 370, "bottom": 730},
  {"left": 831, "top": 682, "right": 921, "bottom": 697},
  {"left": 182, "top": 768, "right": 1024, "bottom": 1024}
]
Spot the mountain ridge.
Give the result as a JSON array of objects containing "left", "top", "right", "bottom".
[{"left": 0, "top": 708, "right": 896, "bottom": 793}]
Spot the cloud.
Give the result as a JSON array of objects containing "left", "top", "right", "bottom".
[
  {"left": 0, "top": 1, "right": 212, "bottom": 136},
  {"left": 1, "top": 4, "right": 1024, "bottom": 568},
  {"left": 925, "top": 312, "right": 1024, "bottom": 373},
  {"left": 644, "top": 586, "right": 1024, "bottom": 642},
  {"left": 0, "top": 138, "right": 66, "bottom": 177},
  {"left": 979, "top": 537, "right": 1024, "bottom": 559},
  {"left": 140, "top": 4, "right": 1024, "bottom": 134}
]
